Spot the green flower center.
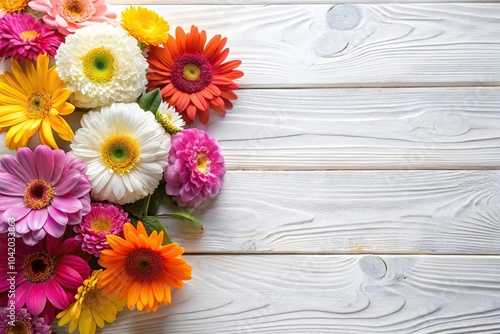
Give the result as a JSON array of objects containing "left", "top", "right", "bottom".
[
  {"left": 26, "top": 90, "right": 52, "bottom": 119},
  {"left": 100, "top": 135, "right": 140, "bottom": 174},
  {"left": 183, "top": 63, "right": 201, "bottom": 81},
  {"left": 82, "top": 47, "right": 115, "bottom": 83},
  {"left": 90, "top": 214, "right": 113, "bottom": 232}
]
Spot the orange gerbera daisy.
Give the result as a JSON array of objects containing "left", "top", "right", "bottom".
[
  {"left": 97, "top": 221, "right": 192, "bottom": 312},
  {"left": 146, "top": 25, "right": 243, "bottom": 124}
]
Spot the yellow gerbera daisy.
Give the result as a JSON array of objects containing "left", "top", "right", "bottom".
[
  {"left": 57, "top": 270, "right": 126, "bottom": 334},
  {"left": 121, "top": 6, "right": 170, "bottom": 46},
  {"left": 0, "top": 0, "right": 30, "bottom": 13},
  {"left": 0, "top": 54, "right": 75, "bottom": 149}
]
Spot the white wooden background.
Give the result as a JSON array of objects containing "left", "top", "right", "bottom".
[{"left": 2, "top": 1, "right": 500, "bottom": 333}]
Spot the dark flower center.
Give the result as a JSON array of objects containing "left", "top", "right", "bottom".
[
  {"left": 23, "top": 179, "right": 55, "bottom": 210},
  {"left": 23, "top": 251, "right": 56, "bottom": 283},
  {"left": 171, "top": 54, "right": 213, "bottom": 94},
  {"left": 125, "top": 249, "right": 163, "bottom": 282},
  {"left": 6, "top": 320, "right": 31, "bottom": 334}
]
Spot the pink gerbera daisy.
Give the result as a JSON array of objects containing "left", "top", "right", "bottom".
[
  {"left": 0, "top": 13, "right": 64, "bottom": 61},
  {"left": 74, "top": 202, "right": 129, "bottom": 256},
  {"left": 165, "top": 128, "right": 225, "bottom": 207},
  {"left": 0, "top": 308, "right": 52, "bottom": 334},
  {"left": 29, "top": 0, "right": 116, "bottom": 36},
  {"left": 0, "top": 145, "right": 92, "bottom": 245},
  {"left": 0, "top": 234, "right": 91, "bottom": 324}
]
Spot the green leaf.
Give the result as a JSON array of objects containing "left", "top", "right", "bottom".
[
  {"left": 157, "top": 212, "right": 204, "bottom": 230},
  {"left": 134, "top": 216, "right": 173, "bottom": 245},
  {"left": 122, "top": 198, "right": 146, "bottom": 218},
  {"left": 137, "top": 89, "right": 162, "bottom": 112}
]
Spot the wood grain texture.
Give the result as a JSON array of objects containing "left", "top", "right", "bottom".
[
  {"left": 160, "top": 170, "right": 500, "bottom": 254},
  {"left": 102, "top": 255, "right": 500, "bottom": 333},
  {"left": 198, "top": 87, "right": 500, "bottom": 170},
  {"left": 102, "top": 3, "right": 500, "bottom": 87}
]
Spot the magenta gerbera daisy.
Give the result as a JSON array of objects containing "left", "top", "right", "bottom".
[
  {"left": 74, "top": 202, "right": 129, "bottom": 256},
  {"left": 0, "top": 308, "right": 52, "bottom": 334},
  {"left": 0, "top": 145, "right": 92, "bottom": 245},
  {"left": 165, "top": 128, "right": 225, "bottom": 207},
  {"left": 0, "top": 13, "right": 64, "bottom": 62},
  {"left": 0, "top": 234, "right": 91, "bottom": 324}
]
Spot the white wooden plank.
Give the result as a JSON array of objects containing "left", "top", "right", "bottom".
[
  {"left": 108, "top": 0, "right": 500, "bottom": 3},
  {"left": 99, "top": 3, "right": 500, "bottom": 87},
  {"left": 198, "top": 87, "right": 500, "bottom": 170},
  {"left": 159, "top": 170, "right": 500, "bottom": 254},
  {"left": 3, "top": 87, "right": 500, "bottom": 170},
  {"left": 102, "top": 255, "right": 500, "bottom": 333}
]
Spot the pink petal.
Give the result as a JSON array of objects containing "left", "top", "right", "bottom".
[
  {"left": 54, "top": 264, "right": 86, "bottom": 289},
  {"left": 27, "top": 283, "right": 47, "bottom": 315},
  {"left": 14, "top": 216, "right": 30, "bottom": 235},
  {"left": 4, "top": 206, "right": 31, "bottom": 224},
  {"left": 0, "top": 173, "right": 27, "bottom": 194},
  {"left": 49, "top": 149, "right": 67, "bottom": 185},
  {"left": 51, "top": 196, "right": 82, "bottom": 213},
  {"left": 16, "top": 147, "right": 37, "bottom": 179},
  {"left": 14, "top": 282, "right": 30, "bottom": 311},
  {"left": 66, "top": 210, "right": 83, "bottom": 225},
  {"left": 0, "top": 153, "right": 31, "bottom": 183},
  {"left": 0, "top": 196, "right": 25, "bottom": 210},
  {"left": 43, "top": 215, "right": 66, "bottom": 238},
  {"left": 34, "top": 146, "right": 55, "bottom": 181},
  {"left": 45, "top": 278, "right": 71, "bottom": 309},
  {"left": 53, "top": 170, "right": 82, "bottom": 195},
  {"left": 69, "top": 180, "right": 92, "bottom": 198},
  {"left": 22, "top": 232, "right": 39, "bottom": 246},
  {"left": 27, "top": 208, "right": 48, "bottom": 231},
  {"left": 57, "top": 255, "right": 91, "bottom": 278},
  {"left": 47, "top": 205, "right": 68, "bottom": 226},
  {"left": 32, "top": 228, "right": 47, "bottom": 241}
]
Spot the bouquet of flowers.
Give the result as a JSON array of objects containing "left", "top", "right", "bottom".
[{"left": 0, "top": 1, "right": 243, "bottom": 333}]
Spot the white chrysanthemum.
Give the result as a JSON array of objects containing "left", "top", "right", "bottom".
[
  {"left": 156, "top": 101, "right": 185, "bottom": 134},
  {"left": 70, "top": 103, "right": 171, "bottom": 205},
  {"left": 55, "top": 23, "right": 148, "bottom": 108}
]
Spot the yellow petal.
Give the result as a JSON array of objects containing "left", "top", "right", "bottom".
[
  {"left": 0, "top": 111, "right": 26, "bottom": 127},
  {"left": 49, "top": 114, "right": 74, "bottom": 141},
  {"left": 39, "top": 117, "right": 58, "bottom": 148}
]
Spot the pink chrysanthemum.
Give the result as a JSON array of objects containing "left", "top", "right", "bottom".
[
  {"left": 0, "top": 308, "right": 52, "bottom": 334},
  {"left": 165, "top": 128, "right": 225, "bottom": 207},
  {"left": 29, "top": 0, "right": 116, "bottom": 36},
  {"left": 74, "top": 202, "right": 129, "bottom": 256},
  {"left": 0, "top": 13, "right": 64, "bottom": 62},
  {"left": 0, "top": 234, "right": 91, "bottom": 324},
  {"left": 0, "top": 145, "right": 92, "bottom": 245}
]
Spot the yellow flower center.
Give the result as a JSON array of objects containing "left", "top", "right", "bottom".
[
  {"left": 23, "top": 179, "right": 55, "bottom": 210},
  {"left": 100, "top": 135, "right": 140, "bottom": 174},
  {"left": 90, "top": 214, "right": 113, "bottom": 232},
  {"left": 196, "top": 154, "right": 209, "bottom": 174},
  {"left": 0, "top": 0, "right": 29, "bottom": 13},
  {"left": 82, "top": 47, "right": 115, "bottom": 83},
  {"left": 26, "top": 90, "right": 52, "bottom": 119},
  {"left": 19, "top": 30, "right": 40, "bottom": 42},
  {"left": 183, "top": 63, "right": 200, "bottom": 81},
  {"left": 23, "top": 251, "right": 56, "bottom": 283},
  {"left": 60, "top": 0, "right": 92, "bottom": 22},
  {"left": 6, "top": 320, "right": 31, "bottom": 334}
]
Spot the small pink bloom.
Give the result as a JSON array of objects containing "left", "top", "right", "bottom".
[
  {"left": 0, "top": 13, "right": 64, "bottom": 61},
  {"left": 0, "top": 308, "right": 52, "bottom": 334},
  {"left": 29, "top": 0, "right": 117, "bottom": 35},
  {"left": 0, "top": 234, "right": 91, "bottom": 323},
  {"left": 165, "top": 128, "right": 225, "bottom": 207},
  {"left": 74, "top": 202, "right": 128, "bottom": 256},
  {"left": 0, "top": 145, "right": 92, "bottom": 245}
]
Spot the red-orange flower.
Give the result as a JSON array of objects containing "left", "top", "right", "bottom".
[
  {"left": 146, "top": 25, "right": 243, "bottom": 124},
  {"left": 97, "top": 222, "right": 192, "bottom": 312}
]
